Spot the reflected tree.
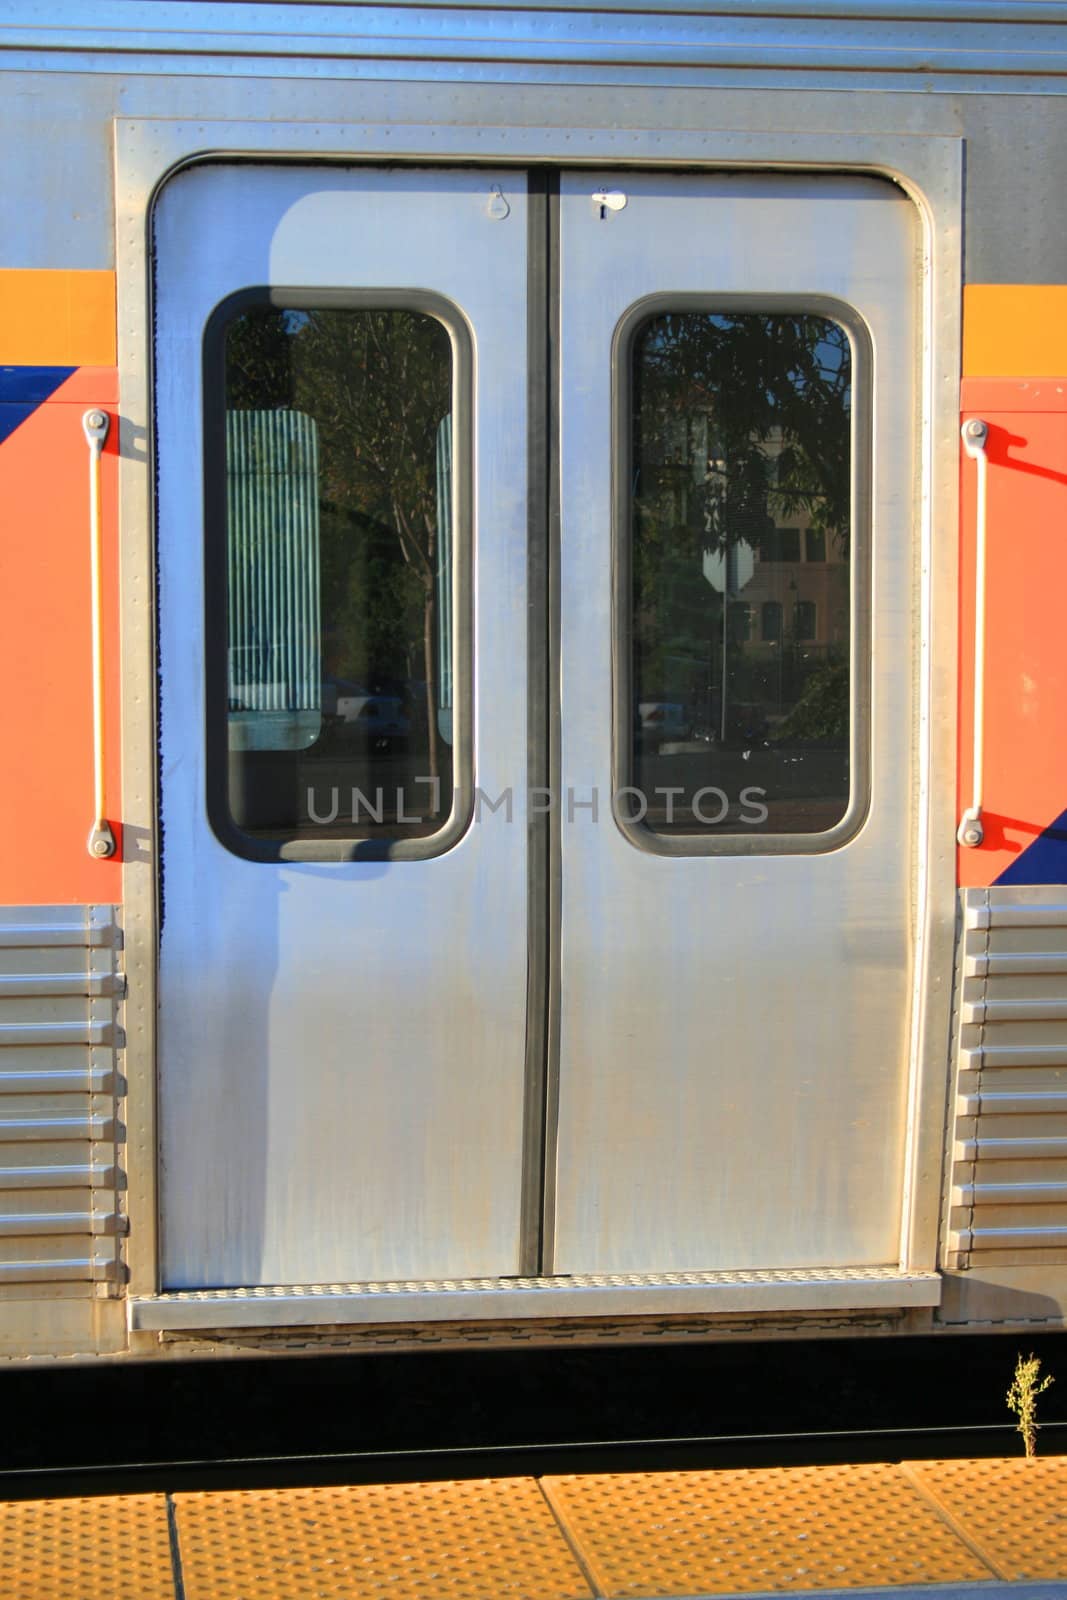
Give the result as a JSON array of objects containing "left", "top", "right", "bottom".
[
  {"left": 632, "top": 312, "right": 853, "bottom": 740},
  {"left": 226, "top": 306, "right": 452, "bottom": 783},
  {"left": 633, "top": 312, "right": 851, "bottom": 561}
]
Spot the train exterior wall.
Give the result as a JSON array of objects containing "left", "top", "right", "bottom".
[{"left": 1, "top": 2, "right": 1067, "bottom": 1357}]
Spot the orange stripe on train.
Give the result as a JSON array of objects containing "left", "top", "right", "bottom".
[
  {"left": 0, "top": 364, "right": 121, "bottom": 903},
  {"left": 960, "top": 287, "right": 1067, "bottom": 887}
]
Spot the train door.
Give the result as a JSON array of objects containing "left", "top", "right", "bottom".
[
  {"left": 155, "top": 162, "right": 919, "bottom": 1295},
  {"left": 154, "top": 167, "right": 532, "bottom": 1287},
  {"left": 550, "top": 172, "right": 920, "bottom": 1274}
]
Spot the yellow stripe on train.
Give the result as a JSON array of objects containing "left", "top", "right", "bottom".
[
  {"left": 0, "top": 268, "right": 116, "bottom": 366},
  {"left": 964, "top": 283, "right": 1067, "bottom": 378}
]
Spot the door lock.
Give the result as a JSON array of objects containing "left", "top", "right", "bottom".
[{"left": 592, "top": 190, "right": 627, "bottom": 219}]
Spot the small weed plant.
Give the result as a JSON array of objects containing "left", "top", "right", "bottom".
[{"left": 1006, "top": 1352, "right": 1054, "bottom": 1458}]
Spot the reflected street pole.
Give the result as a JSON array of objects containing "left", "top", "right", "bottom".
[{"left": 720, "top": 539, "right": 735, "bottom": 744}]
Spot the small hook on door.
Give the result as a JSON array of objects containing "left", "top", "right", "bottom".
[{"left": 487, "top": 185, "right": 511, "bottom": 221}]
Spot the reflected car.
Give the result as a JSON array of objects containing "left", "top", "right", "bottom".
[
  {"left": 333, "top": 688, "right": 411, "bottom": 751},
  {"left": 724, "top": 703, "right": 769, "bottom": 745},
  {"left": 636, "top": 700, "right": 692, "bottom": 754}
]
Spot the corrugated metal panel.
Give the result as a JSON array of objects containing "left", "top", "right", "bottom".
[
  {"left": 947, "top": 887, "right": 1067, "bottom": 1269},
  {"left": 226, "top": 408, "right": 320, "bottom": 720},
  {"left": 0, "top": 906, "right": 126, "bottom": 1291},
  {"left": 2, "top": 1, "right": 1067, "bottom": 83},
  {"left": 150, "top": 2, "right": 1067, "bottom": 15}
]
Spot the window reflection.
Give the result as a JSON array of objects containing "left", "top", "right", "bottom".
[
  {"left": 629, "top": 311, "right": 853, "bottom": 836},
  {"left": 218, "top": 304, "right": 455, "bottom": 842},
  {"left": 761, "top": 601, "right": 782, "bottom": 643}
]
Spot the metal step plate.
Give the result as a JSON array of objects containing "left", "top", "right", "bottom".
[{"left": 129, "top": 1267, "right": 940, "bottom": 1331}]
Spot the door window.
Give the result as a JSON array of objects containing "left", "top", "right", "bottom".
[
  {"left": 619, "top": 303, "right": 869, "bottom": 847},
  {"left": 203, "top": 293, "right": 470, "bottom": 859}
]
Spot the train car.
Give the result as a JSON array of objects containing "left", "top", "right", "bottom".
[{"left": 2, "top": 0, "right": 1067, "bottom": 1367}]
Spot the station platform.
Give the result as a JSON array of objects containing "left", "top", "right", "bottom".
[{"left": 1, "top": 1456, "right": 1065, "bottom": 1599}]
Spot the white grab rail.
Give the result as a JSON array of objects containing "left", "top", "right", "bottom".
[
  {"left": 82, "top": 409, "right": 115, "bottom": 860},
  {"left": 958, "top": 417, "right": 989, "bottom": 849}
]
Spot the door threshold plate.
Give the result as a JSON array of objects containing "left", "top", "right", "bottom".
[{"left": 129, "top": 1267, "right": 940, "bottom": 1331}]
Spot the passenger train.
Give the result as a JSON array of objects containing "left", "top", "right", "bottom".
[{"left": 2, "top": 0, "right": 1067, "bottom": 1365}]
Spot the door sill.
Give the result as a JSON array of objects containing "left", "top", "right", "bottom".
[{"left": 128, "top": 1267, "right": 940, "bottom": 1331}]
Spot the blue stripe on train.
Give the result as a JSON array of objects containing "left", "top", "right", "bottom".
[
  {"left": 994, "top": 807, "right": 1067, "bottom": 885},
  {"left": 0, "top": 366, "right": 76, "bottom": 445}
]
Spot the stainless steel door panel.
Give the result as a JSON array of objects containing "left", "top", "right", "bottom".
[
  {"left": 553, "top": 173, "right": 919, "bottom": 1273},
  {"left": 156, "top": 167, "right": 529, "bottom": 1286}
]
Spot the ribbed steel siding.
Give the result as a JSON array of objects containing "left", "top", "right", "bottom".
[
  {"left": 4, "top": 1, "right": 1067, "bottom": 82},
  {"left": 0, "top": 906, "right": 125, "bottom": 1290},
  {"left": 226, "top": 408, "right": 320, "bottom": 715},
  {"left": 947, "top": 888, "right": 1067, "bottom": 1269}
]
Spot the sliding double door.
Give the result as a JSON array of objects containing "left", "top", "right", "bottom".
[{"left": 154, "top": 164, "right": 918, "bottom": 1289}]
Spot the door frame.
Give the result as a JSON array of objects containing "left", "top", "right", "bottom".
[{"left": 117, "top": 118, "right": 962, "bottom": 1336}]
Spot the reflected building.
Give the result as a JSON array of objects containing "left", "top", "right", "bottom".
[{"left": 629, "top": 310, "right": 853, "bottom": 833}]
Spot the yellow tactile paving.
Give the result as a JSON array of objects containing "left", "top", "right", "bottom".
[
  {"left": 0, "top": 1492, "right": 174, "bottom": 1600},
  {"left": 905, "top": 1457, "right": 1067, "bottom": 1582},
  {"left": 542, "top": 1464, "right": 998, "bottom": 1595},
  {"left": 5, "top": 1456, "right": 1067, "bottom": 1598},
  {"left": 173, "top": 1477, "right": 593, "bottom": 1600}
]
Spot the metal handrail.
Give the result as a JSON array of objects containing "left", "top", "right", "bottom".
[
  {"left": 82, "top": 409, "right": 116, "bottom": 860},
  {"left": 958, "top": 417, "right": 989, "bottom": 849}
]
